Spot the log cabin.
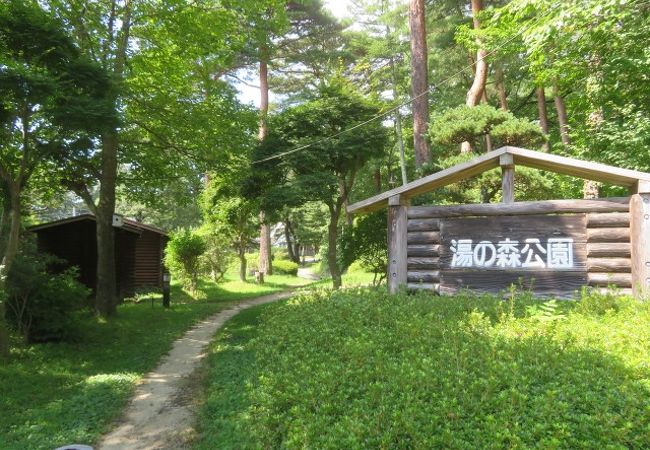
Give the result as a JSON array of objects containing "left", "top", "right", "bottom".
[{"left": 29, "top": 214, "right": 168, "bottom": 298}]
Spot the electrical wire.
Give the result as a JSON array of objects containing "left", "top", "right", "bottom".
[{"left": 251, "top": 9, "right": 556, "bottom": 165}]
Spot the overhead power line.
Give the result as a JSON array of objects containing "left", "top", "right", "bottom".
[{"left": 251, "top": 10, "right": 553, "bottom": 165}]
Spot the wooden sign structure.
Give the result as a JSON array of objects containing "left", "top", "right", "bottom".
[{"left": 348, "top": 147, "right": 650, "bottom": 299}]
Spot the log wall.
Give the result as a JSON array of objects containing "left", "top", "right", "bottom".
[{"left": 403, "top": 198, "right": 632, "bottom": 297}]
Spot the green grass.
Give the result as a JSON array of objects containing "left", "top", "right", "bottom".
[
  {"left": 193, "top": 287, "right": 650, "bottom": 449},
  {"left": 0, "top": 272, "right": 311, "bottom": 450}
]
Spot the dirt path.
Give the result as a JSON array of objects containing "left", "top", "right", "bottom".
[{"left": 96, "top": 290, "right": 295, "bottom": 450}]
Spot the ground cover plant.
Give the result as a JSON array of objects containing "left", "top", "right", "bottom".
[
  {"left": 194, "top": 288, "right": 650, "bottom": 449},
  {"left": 0, "top": 273, "right": 311, "bottom": 450}
]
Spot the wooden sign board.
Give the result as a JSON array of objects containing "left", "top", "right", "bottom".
[
  {"left": 402, "top": 200, "right": 632, "bottom": 297},
  {"left": 438, "top": 215, "right": 587, "bottom": 296}
]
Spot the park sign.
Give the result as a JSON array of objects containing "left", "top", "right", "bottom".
[{"left": 347, "top": 147, "right": 650, "bottom": 299}]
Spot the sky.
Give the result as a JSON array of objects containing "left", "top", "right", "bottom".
[{"left": 236, "top": 0, "right": 354, "bottom": 106}]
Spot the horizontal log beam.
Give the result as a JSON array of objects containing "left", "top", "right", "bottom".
[
  {"left": 588, "top": 272, "right": 632, "bottom": 287},
  {"left": 407, "top": 257, "right": 440, "bottom": 270},
  {"left": 407, "top": 244, "right": 440, "bottom": 257},
  {"left": 407, "top": 283, "right": 440, "bottom": 291},
  {"left": 586, "top": 212, "right": 630, "bottom": 228},
  {"left": 587, "top": 227, "right": 630, "bottom": 243},
  {"left": 407, "top": 271, "right": 440, "bottom": 283},
  {"left": 408, "top": 198, "right": 629, "bottom": 219},
  {"left": 407, "top": 218, "right": 441, "bottom": 232},
  {"left": 587, "top": 258, "right": 631, "bottom": 273},
  {"left": 587, "top": 242, "right": 631, "bottom": 258},
  {"left": 407, "top": 231, "right": 441, "bottom": 244},
  {"left": 590, "top": 287, "right": 634, "bottom": 296}
]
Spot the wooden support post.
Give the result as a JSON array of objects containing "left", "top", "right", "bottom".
[
  {"left": 500, "top": 154, "right": 515, "bottom": 203},
  {"left": 630, "top": 184, "right": 650, "bottom": 299},
  {"left": 388, "top": 194, "right": 409, "bottom": 294}
]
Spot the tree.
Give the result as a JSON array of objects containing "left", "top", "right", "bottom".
[
  {"left": 260, "top": 83, "right": 388, "bottom": 288},
  {"left": 429, "top": 104, "right": 545, "bottom": 150},
  {"left": 0, "top": 1, "right": 114, "bottom": 353},
  {"left": 202, "top": 172, "right": 258, "bottom": 282},
  {"left": 408, "top": 0, "right": 431, "bottom": 168},
  {"left": 461, "top": 0, "right": 489, "bottom": 153}
]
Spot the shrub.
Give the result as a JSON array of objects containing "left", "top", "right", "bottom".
[
  {"left": 272, "top": 259, "right": 298, "bottom": 276},
  {"left": 5, "top": 245, "right": 89, "bottom": 343},
  {"left": 199, "top": 288, "right": 650, "bottom": 449},
  {"left": 197, "top": 225, "right": 234, "bottom": 283},
  {"left": 339, "top": 211, "right": 387, "bottom": 285},
  {"left": 164, "top": 229, "right": 206, "bottom": 292},
  {"left": 245, "top": 252, "right": 260, "bottom": 272}
]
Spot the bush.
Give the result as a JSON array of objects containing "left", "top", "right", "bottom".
[
  {"left": 272, "top": 259, "right": 298, "bottom": 276},
  {"left": 197, "top": 225, "right": 234, "bottom": 283},
  {"left": 245, "top": 252, "right": 260, "bottom": 272},
  {"left": 5, "top": 245, "right": 89, "bottom": 342},
  {"left": 339, "top": 211, "right": 387, "bottom": 285},
  {"left": 199, "top": 288, "right": 650, "bottom": 449},
  {"left": 164, "top": 229, "right": 206, "bottom": 292}
]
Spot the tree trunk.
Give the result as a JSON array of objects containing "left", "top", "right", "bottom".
[
  {"left": 257, "top": 57, "right": 273, "bottom": 276},
  {"left": 388, "top": 29, "right": 408, "bottom": 185},
  {"left": 408, "top": 0, "right": 431, "bottom": 169},
  {"left": 495, "top": 66, "right": 508, "bottom": 111},
  {"left": 462, "top": 0, "right": 488, "bottom": 154},
  {"left": 0, "top": 181, "right": 12, "bottom": 259},
  {"left": 583, "top": 180, "right": 600, "bottom": 199},
  {"left": 93, "top": 0, "right": 130, "bottom": 317},
  {"left": 95, "top": 131, "right": 118, "bottom": 316},
  {"left": 238, "top": 243, "right": 247, "bottom": 282},
  {"left": 327, "top": 203, "right": 342, "bottom": 289},
  {"left": 482, "top": 90, "right": 493, "bottom": 153},
  {"left": 259, "top": 213, "right": 272, "bottom": 275},
  {"left": 0, "top": 185, "right": 20, "bottom": 357},
  {"left": 553, "top": 83, "right": 570, "bottom": 145},
  {"left": 1, "top": 186, "right": 21, "bottom": 276},
  {"left": 536, "top": 86, "right": 550, "bottom": 151}
]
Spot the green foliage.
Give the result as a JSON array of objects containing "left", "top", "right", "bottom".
[
  {"left": 339, "top": 211, "right": 387, "bottom": 285},
  {"left": 195, "top": 288, "right": 650, "bottom": 449},
  {"left": 5, "top": 244, "right": 89, "bottom": 343},
  {"left": 164, "top": 229, "right": 206, "bottom": 292},
  {"left": 272, "top": 260, "right": 299, "bottom": 276},
  {"left": 245, "top": 252, "right": 260, "bottom": 273},
  {"left": 196, "top": 225, "right": 234, "bottom": 283},
  {"left": 429, "top": 104, "right": 545, "bottom": 149}
]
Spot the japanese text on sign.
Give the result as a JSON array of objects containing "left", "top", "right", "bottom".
[{"left": 450, "top": 238, "right": 574, "bottom": 269}]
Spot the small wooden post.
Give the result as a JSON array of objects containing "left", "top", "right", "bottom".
[
  {"left": 388, "top": 194, "right": 409, "bottom": 294},
  {"left": 500, "top": 153, "right": 515, "bottom": 203},
  {"left": 630, "top": 181, "right": 650, "bottom": 299}
]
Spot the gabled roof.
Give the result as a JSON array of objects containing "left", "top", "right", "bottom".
[
  {"left": 29, "top": 213, "right": 168, "bottom": 236},
  {"left": 347, "top": 146, "right": 650, "bottom": 214}
]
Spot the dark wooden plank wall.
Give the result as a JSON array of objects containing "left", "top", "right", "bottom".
[
  {"left": 405, "top": 198, "right": 631, "bottom": 296},
  {"left": 134, "top": 230, "right": 166, "bottom": 289}
]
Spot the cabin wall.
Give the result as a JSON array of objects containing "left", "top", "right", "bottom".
[{"left": 133, "top": 230, "right": 166, "bottom": 289}]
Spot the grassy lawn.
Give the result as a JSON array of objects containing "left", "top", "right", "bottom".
[
  {"left": 0, "top": 272, "right": 311, "bottom": 450},
  {"left": 193, "top": 287, "right": 650, "bottom": 449}
]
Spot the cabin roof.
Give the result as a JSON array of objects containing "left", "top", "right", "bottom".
[
  {"left": 29, "top": 213, "right": 168, "bottom": 236},
  {"left": 347, "top": 146, "right": 650, "bottom": 214}
]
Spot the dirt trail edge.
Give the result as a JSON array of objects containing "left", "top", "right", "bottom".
[{"left": 97, "top": 290, "right": 295, "bottom": 450}]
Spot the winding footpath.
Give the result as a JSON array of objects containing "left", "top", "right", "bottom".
[{"left": 96, "top": 290, "right": 296, "bottom": 450}]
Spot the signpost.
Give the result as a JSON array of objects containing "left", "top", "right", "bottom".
[{"left": 347, "top": 146, "right": 648, "bottom": 299}]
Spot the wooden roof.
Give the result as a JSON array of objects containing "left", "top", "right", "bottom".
[
  {"left": 347, "top": 146, "right": 650, "bottom": 214},
  {"left": 29, "top": 214, "right": 168, "bottom": 236}
]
